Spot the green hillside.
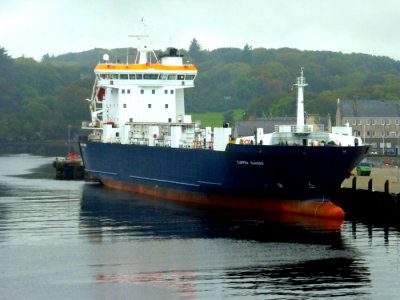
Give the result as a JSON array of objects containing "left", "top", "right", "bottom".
[{"left": 2, "top": 39, "right": 400, "bottom": 141}]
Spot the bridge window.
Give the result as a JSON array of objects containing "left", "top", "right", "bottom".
[
  {"left": 129, "top": 74, "right": 136, "bottom": 79},
  {"left": 120, "top": 74, "right": 128, "bottom": 80},
  {"left": 137, "top": 74, "right": 143, "bottom": 80},
  {"left": 144, "top": 74, "right": 159, "bottom": 79},
  {"left": 160, "top": 74, "right": 168, "bottom": 80},
  {"left": 168, "top": 74, "right": 177, "bottom": 80},
  {"left": 177, "top": 75, "right": 184, "bottom": 80},
  {"left": 111, "top": 74, "right": 119, "bottom": 79},
  {"left": 186, "top": 75, "right": 195, "bottom": 80}
]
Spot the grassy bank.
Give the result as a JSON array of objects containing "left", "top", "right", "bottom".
[{"left": 191, "top": 110, "right": 244, "bottom": 127}]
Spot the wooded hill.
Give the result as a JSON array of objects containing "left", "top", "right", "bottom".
[{"left": 2, "top": 39, "right": 400, "bottom": 140}]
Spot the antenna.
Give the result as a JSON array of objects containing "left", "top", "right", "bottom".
[
  {"left": 128, "top": 18, "right": 159, "bottom": 64},
  {"left": 128, "top": 17, "right": 149, "bottom": 40}
]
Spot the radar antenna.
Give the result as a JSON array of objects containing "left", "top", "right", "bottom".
[{"left": 128, "top": 18, "right": 158, "bottom": 64}]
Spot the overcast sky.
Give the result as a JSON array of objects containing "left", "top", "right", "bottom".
[{"left": 1, "top": 0, "right": 400, "bottom": 61}]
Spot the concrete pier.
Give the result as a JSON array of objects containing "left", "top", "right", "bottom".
[
  {"left": 333, "top": 167, "right": 400, "bottom": 219},
  {"left": 53, "top": 157, "right": 84, "bottom": 180}
]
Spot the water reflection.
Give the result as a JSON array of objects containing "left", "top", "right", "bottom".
[
  {"left": 80, "top": 184, "right": 344, "bottom": 244},
  {"left": 79, "top": 184, "right": 371, "bottom": 299}
]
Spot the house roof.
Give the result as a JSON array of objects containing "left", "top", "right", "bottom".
[
  {"left": 236, "top": 118, "right": 296, "bottom": 136},
  {"left": 340, "top": 99, "right": 400, "bottom": 118}
]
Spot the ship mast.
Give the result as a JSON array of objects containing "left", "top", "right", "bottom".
[
  {"left": 294, "top": 67, "right": 308, "bottom": 128},
  {"left": 129, "top": 18, "right": 158, "bottom": 64}
]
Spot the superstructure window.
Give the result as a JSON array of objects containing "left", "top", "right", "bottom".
[
  {"left": 152, "top": 89, "right": 155, "bottom": 94},
  {"left": 120, "top": 74, "right": 128, "bottom": 80},
  {"left": 170, "top": 90, "right": 174, "bottom": 94},
  {"left": 122, "top": 89, "right": 125, "bottom": 94},
  {"left": 165, "top": 104, "right": 168, "bottom": 108},
  {"left": 141, "top": 89, "right": 144, "bottom": 94},
  {"left": 144, "top": 74, "right": 159, "bottom": 79},
  {"left": 123, "top": 104, "right": 127, "bottom": 108},
  {"left": 111, "top": 74, "right": 119, "bottom": 79},
  {"left": 160, "top": 74, "right": 168, "bottom": 80},
  {"left": 127, "top": 89, "right": 130, "bottom": 94},
  {"left": 137, "top": 74, "right": 143, "bottom": 80},
  {"left": 186, "top": 75, "right": 195, "bottom": 80},
  {"left": 148, "top": 104, "right": 152, "bottom": 108},
  {"left": 164, "top": 90, "right": 168, "bottom": 94},
  {"left": 177, "top": 75, "right": 184, "bottom": 80},
  {"left": 168, "top": 75, "right": 177, "bottom": 80},
  {"left": 129, "top": 74, "right": 136, "bottom": 79}
]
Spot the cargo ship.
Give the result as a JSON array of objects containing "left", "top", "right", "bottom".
[{"left": 79, "top": 32, "right": 369, "bottom": 219}]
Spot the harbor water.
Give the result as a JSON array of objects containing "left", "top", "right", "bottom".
[{"left": 1, "top": 149, "right": 400, "bottom": 299}]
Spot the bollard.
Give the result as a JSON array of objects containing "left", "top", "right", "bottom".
[
  {"left": 352, "top": 176, "right": 357, "bottom": 190},
  {"left": 368, "top": 178, "right": 373, "bottom": 192},
  {"left": 384, "top": 180, "right": 389, "bottom": 194}
]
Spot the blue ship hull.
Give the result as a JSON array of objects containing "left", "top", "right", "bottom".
[{"left": 79, "top": 139, "right": 369, "bottom": 218}]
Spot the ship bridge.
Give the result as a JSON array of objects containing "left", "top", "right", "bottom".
[{"left": 94, "top": 63, "right": 197, "bottom": 87}]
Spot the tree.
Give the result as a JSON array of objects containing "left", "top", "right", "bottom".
[
  {"left": 188, "top": 38, "right": 203, "bottom": 63},
  {"left": 242, "top": 44, "right": 252, "bottom": 64},
  {"left": 223, "top": 110, "right": 234, "bottom": 126}
]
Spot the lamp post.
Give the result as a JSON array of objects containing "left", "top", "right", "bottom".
[
  {"left": 68, "top": 125, "right": 72, "bottom": 154},
  {"left": 382, "top": 123, "right": 385, "bottom": 156},
  {"left": 397, "top": 124, "right": 399, "bottom": 182}
]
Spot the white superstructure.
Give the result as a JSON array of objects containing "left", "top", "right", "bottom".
[{"left": 83, "top": 34, "right": 232, "bottom": 151}]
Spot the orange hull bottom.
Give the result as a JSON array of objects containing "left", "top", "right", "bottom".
[{"left": 101, "top": 179, "right": 345, "bottom": 220}]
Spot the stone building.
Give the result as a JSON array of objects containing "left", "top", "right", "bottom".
[{"left": 336, "top": 99, "right": 400, "bottom": 154}]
